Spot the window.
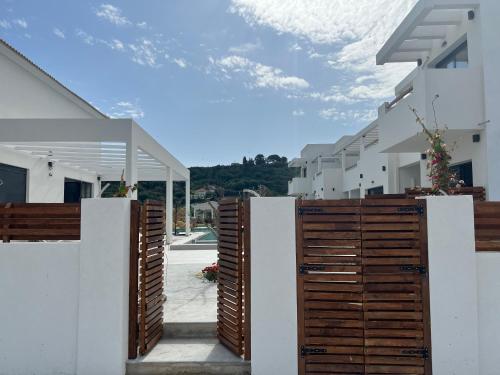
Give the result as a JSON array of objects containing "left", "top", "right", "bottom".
[
  {"left": 436, "top": 41, "right": 468, "bottom": 69},
  {"left": 0, "top": 163, "right": 27, "bottom": 203},
  {"left": 450, "top": 161, "right": 473, "bottom": 187},
  {"left": 366, "top": 186, "right": 384, "bottom": 196},
  {"left": 64, "top": 178, "right": 93, "bottom": 203}
]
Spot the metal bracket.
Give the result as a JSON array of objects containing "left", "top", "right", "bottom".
[
  {"left": 400, "top": 265, "right": 427, "bottom": 275},
  {"left": 397, "top": 205, "right": 425, "bottom": 216},
  {"left": 301, "top": 346, "right": 327, "bottom": 357},
  {"left": 401, "top": 348, "right": 429, "bottom": 359},
  {"left": 299, "top": 264, "right": 326, "bottom": 274},
  {"left": 298, "top": 207, "right": 324, "bottom": 215}
]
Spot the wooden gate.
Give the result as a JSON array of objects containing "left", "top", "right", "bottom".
[
  {"left": 216, "top": 198, "right": 250, "bottom": 359},
  {"left": 296, "top": 199, "right": 432, "bottom": 375},
  {"left": 129, "top": 200, "right": 166, "bottom": 359}
]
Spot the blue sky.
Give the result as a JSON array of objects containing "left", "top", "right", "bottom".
[{"left": 0, "top": 0, "right": 417, "bottom": 166}]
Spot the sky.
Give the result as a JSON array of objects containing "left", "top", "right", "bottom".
[{"left": 0, "top": 0, "right": 418, "bottom": 167}]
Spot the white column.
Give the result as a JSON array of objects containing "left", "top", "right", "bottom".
[
  {"left": 125, "top": 138, "right": 138, "bottom": 200},
  {"left": 185, "top": 178, "right": 191, "bottom": 235},
  {"left": 479, "top": 2, "right": 500, "bottom": 200},
  {"left": 423, "top": 196, "right": 479, "bottom": 375},
  {"left": 165, "top": 167, "right": 173, "bottom": 244},
  {"left": 77, "top": 199, "right": 131, "bottom": 375},
  {"left": 251, "top": 197, "right": 297, "bottom": 375}
]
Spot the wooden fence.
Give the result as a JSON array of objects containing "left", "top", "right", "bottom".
[
  {"left": 0, "top": 203, "right": 80, "bottom": 242},
  {"left": 296, "top": 199, "right": 432, "bottom": 375},
  {"left": 216, "top": 198, "right": 251, "bottom": 359},
  {"left": 129, "top": 200, "right": 166, "bottom": 359},
  {"left": 474, "top": 201, "right": 500, "bottom": 252}
]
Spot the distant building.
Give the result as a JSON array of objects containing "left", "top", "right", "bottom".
[{"left": 192, "top": 201, "right": 218, "bottom": 222}]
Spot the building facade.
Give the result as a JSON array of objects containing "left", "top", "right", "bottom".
[{"left": 289, "top": 0, "right": 500, "bottom": 200}]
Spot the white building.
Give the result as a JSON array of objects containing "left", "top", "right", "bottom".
[
  {"left": 289, "top": 0, "right": 500, "bottom": 200},
  {"left": 0, "top": 39, "right": 190, "bottom": 240}
]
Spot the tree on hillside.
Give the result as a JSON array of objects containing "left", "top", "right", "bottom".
[
  {"left": 255, "top": 154, "right": 265, "bottom": 165},
  {"left": 266, "top": 154, "right": 284, "bottom": 165}
]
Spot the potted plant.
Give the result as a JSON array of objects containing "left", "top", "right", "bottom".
[{"left": 113, "top": 170, "right": 138, "bottom": 197}]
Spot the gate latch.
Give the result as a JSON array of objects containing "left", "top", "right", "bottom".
[
  {"left": 401, "top": 348, "right": 429, "bottom": 359},
  {"left": 400, "top": 265, "right": 427, "bottom": 275},
  {"left": 299, "top": 264, "right": 326, "bottom": 274},
  {"left": 301, "top": 346, "right": 327, "bottom": 357}
]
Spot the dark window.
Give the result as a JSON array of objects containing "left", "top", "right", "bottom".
[
  {"left": 436, "top": 41, "right": 468, "bottom": 69},
  {"left": 450, "top": 161, "right": 473, "bottom": 187},
  {"left": 64, "top": 178, "right": 93, "bottom": 203},
  {"left": 366, "top": 186, "right": 384, "bottom": 196},
  {"left": 0, "top": 163, "right": 27, "bottom": 203}
]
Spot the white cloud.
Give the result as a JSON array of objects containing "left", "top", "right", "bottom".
[
  {"left": 0, "top": 20, "right": 11, "bottom": 29},
  {"left": 228, "top": 40, "right": 262, "bottom": 54},
  {"left": 213, "top": 55, "right": 310, "bottom": 91},
  {"left": 102, "top": 38, "right": 125, "bottom": 51},
  {"left": 53, "top": 28, "right": 65, "bottom": 39},
  {"left": 110, "top": 101, "right": 144, "bottom": 119},
  {"left": 129, "top": 39, "right": 162, "bottom": 68},
  {"left": 136, "top": 21, "right": 148, "bottom": 29},
  {"left": 95, "top": 4, "right": 131, "bottom": 26},
  {"left": 229, "top": 0, "right": 418, "bottom": 101},
  {"left": 173, "top": 58, "right": 187, "bottom": 68},
  {"left": 289, "top": 43, "right": 302, "bottom": 52},
  {"left": 319, "top": 107, "right": 377, "bottom": 123},
  {"left": 12, "top": 18, "right": 28, "bottom": 28},
  {"left": 76, "top": 29, "right": 95, "bottom": 45},
  {"left": 292, "top": 109, "right": 305, "bottom": 116}
]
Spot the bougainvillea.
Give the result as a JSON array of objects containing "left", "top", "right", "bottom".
[
  {"left": 201, "top": 262, "right": 219, "bottom": 283},
  {"left": 410, "top": 102, "right": 463, "bottom": 194}
]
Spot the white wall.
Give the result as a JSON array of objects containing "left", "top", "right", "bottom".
[
  {"left": 477, "top": 252, "right": 500, "bottom": 375},
  {"left": 0, "top": 48, "right": 101, "bottom": 119},
  {"left": 0, "top": 145, "right": 99, "bottom": 202},
  {"left": 424, "top": 196, "right": 479, "bottom": 375},
  {"left": 0, "top": 243, "right": 80, "bottom": 375},
  {"left": 0, "top": 199, "right": 132, "bottom": 375},
  {"left": 250, "top": 197, "right": 298, "bottom": 375}
]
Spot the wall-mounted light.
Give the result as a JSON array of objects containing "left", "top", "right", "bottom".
[
  {"left": 382, "top": 166, "right": 386, "bottom": 172},
  {"left": 360, "top": 174, "right": 363, "bottom": 179},
  {"left": 371, "top": 180, "right": 375, "bottom": 184},
  {"left": 473, "top": 134, "right": 481, "bottom": 143},
  {"left": 441, "top": 40, "right": 448, "bottom": 48},
  {"left": 468, "top": 10, "right": 475, "bottom": 20},
  {"left": 358, "top": 183, "right": 362, "bottom": 187},
  {"left": 332, "top": 187, "right": 335, "bottom": 192},
  {"left": 421, "top": 153, "right": 427, "bottom": 160},
  {"left": 417, "top": 58, "right": 423, "bottom": 67},
  {"left": 48, "top": 161, "right": 55, "bottom": 177}
]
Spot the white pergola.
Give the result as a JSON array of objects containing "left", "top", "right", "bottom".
[
  {"left": 377, "top": 0, "right": 479, "bottom": 64},
  {"left": 0, "top": 118, "right": 190, "bottom": 242}
]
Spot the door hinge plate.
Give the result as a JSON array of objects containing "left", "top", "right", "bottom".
[
  {"left": 401, "top": 347, "right": 429, "bottom": 359},
  {"left": 299, "top": 264, "right": 326, "bottom": 274},
  {"left": 301, "top": 346, "right": 327, "bottom": 357},
  {"left": 400, "top": 265, "right": 427, "bottom": 275}
]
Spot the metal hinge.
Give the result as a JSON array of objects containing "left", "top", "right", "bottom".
[
  {"left": 401, "top": 347, "right": 429, "bottom": 359},
  {"left": 397, "top": 205, "right": 425, "bottom": 216},
  {"left": 299, "top": 264, "right": 326, "bottom": 274},
  {"left": 400, "top": 265, "right": 427, "bottom": 275},
  {"left": 301, "top": 346, "right": 327, "bottom": 357},
  {"left": 298, "top": 207, "right": 324, "bottom": 215}
]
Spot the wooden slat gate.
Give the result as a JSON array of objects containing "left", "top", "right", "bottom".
[
  {"left": 217, "top": 198, "right": 251, "bottom": 359},
  {"left": 129, "top": 200, "right": 166, "bottom": 359},
  {"left": 296, "top": 199, "right": 432, "bottom": 375}
]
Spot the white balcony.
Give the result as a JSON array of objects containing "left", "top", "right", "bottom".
[
  {"left": 312, "top": 168, "right": 343, "bottom": 199},
  {"left": 379, "top": 67, "right": 485, "bottom": 153},
  {"left": 288, "top": 177, "right": 311, "bottom": 197}
]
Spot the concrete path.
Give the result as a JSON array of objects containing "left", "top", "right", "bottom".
[{"left": 164, "top": 249, "right": 218, "bottom": 323}]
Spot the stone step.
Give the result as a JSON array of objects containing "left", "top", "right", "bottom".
[
  {"left": 163, "top": 322, "right": 217, "bottom": 339},
  {"left": 126, "top": 338, "right": 250, "bottom": 375}
]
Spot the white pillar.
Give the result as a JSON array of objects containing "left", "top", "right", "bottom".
[
  {"left": 185, "top": 178, "right": 191, "bottom": 235},
  {"left": 251, "top": 197, "right": 297, "bottom": 375},
  {"left": 77, "top": 199, "right": 131, "bottom": 375},
  {"left": 125, "top": 138, "right": 138, "bottom": 200},
  {"left": 165, "top": 167, "right": 173, "bottom": 244},
  {"left": 423, "top": 196, "right": 479, "bottom": 375}
]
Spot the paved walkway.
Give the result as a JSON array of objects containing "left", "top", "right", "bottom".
[{"left": 164, "top": 249, "right": 218, "bottom": 323}]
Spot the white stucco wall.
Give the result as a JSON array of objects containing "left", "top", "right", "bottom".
[
  {"left": 424, "top": 196, "right": 480, "bottom": 375},
  {"left": 0, "top": 49, "right": 101, "bottom": 119},
  {"left": 0, "top": 145, "right": 99, "bottom": 202},
  {"left": 477, "top": 252, "right": 500, "bottom": 375},
  {"left": 0, "top": 243, "right": 80, "bottom": 375},
  {"left": 0, "top": 199, "right": 132, "bottom": 375},
  {"left": 250, "top": 197, "right": 298, "bottom": 375}
]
